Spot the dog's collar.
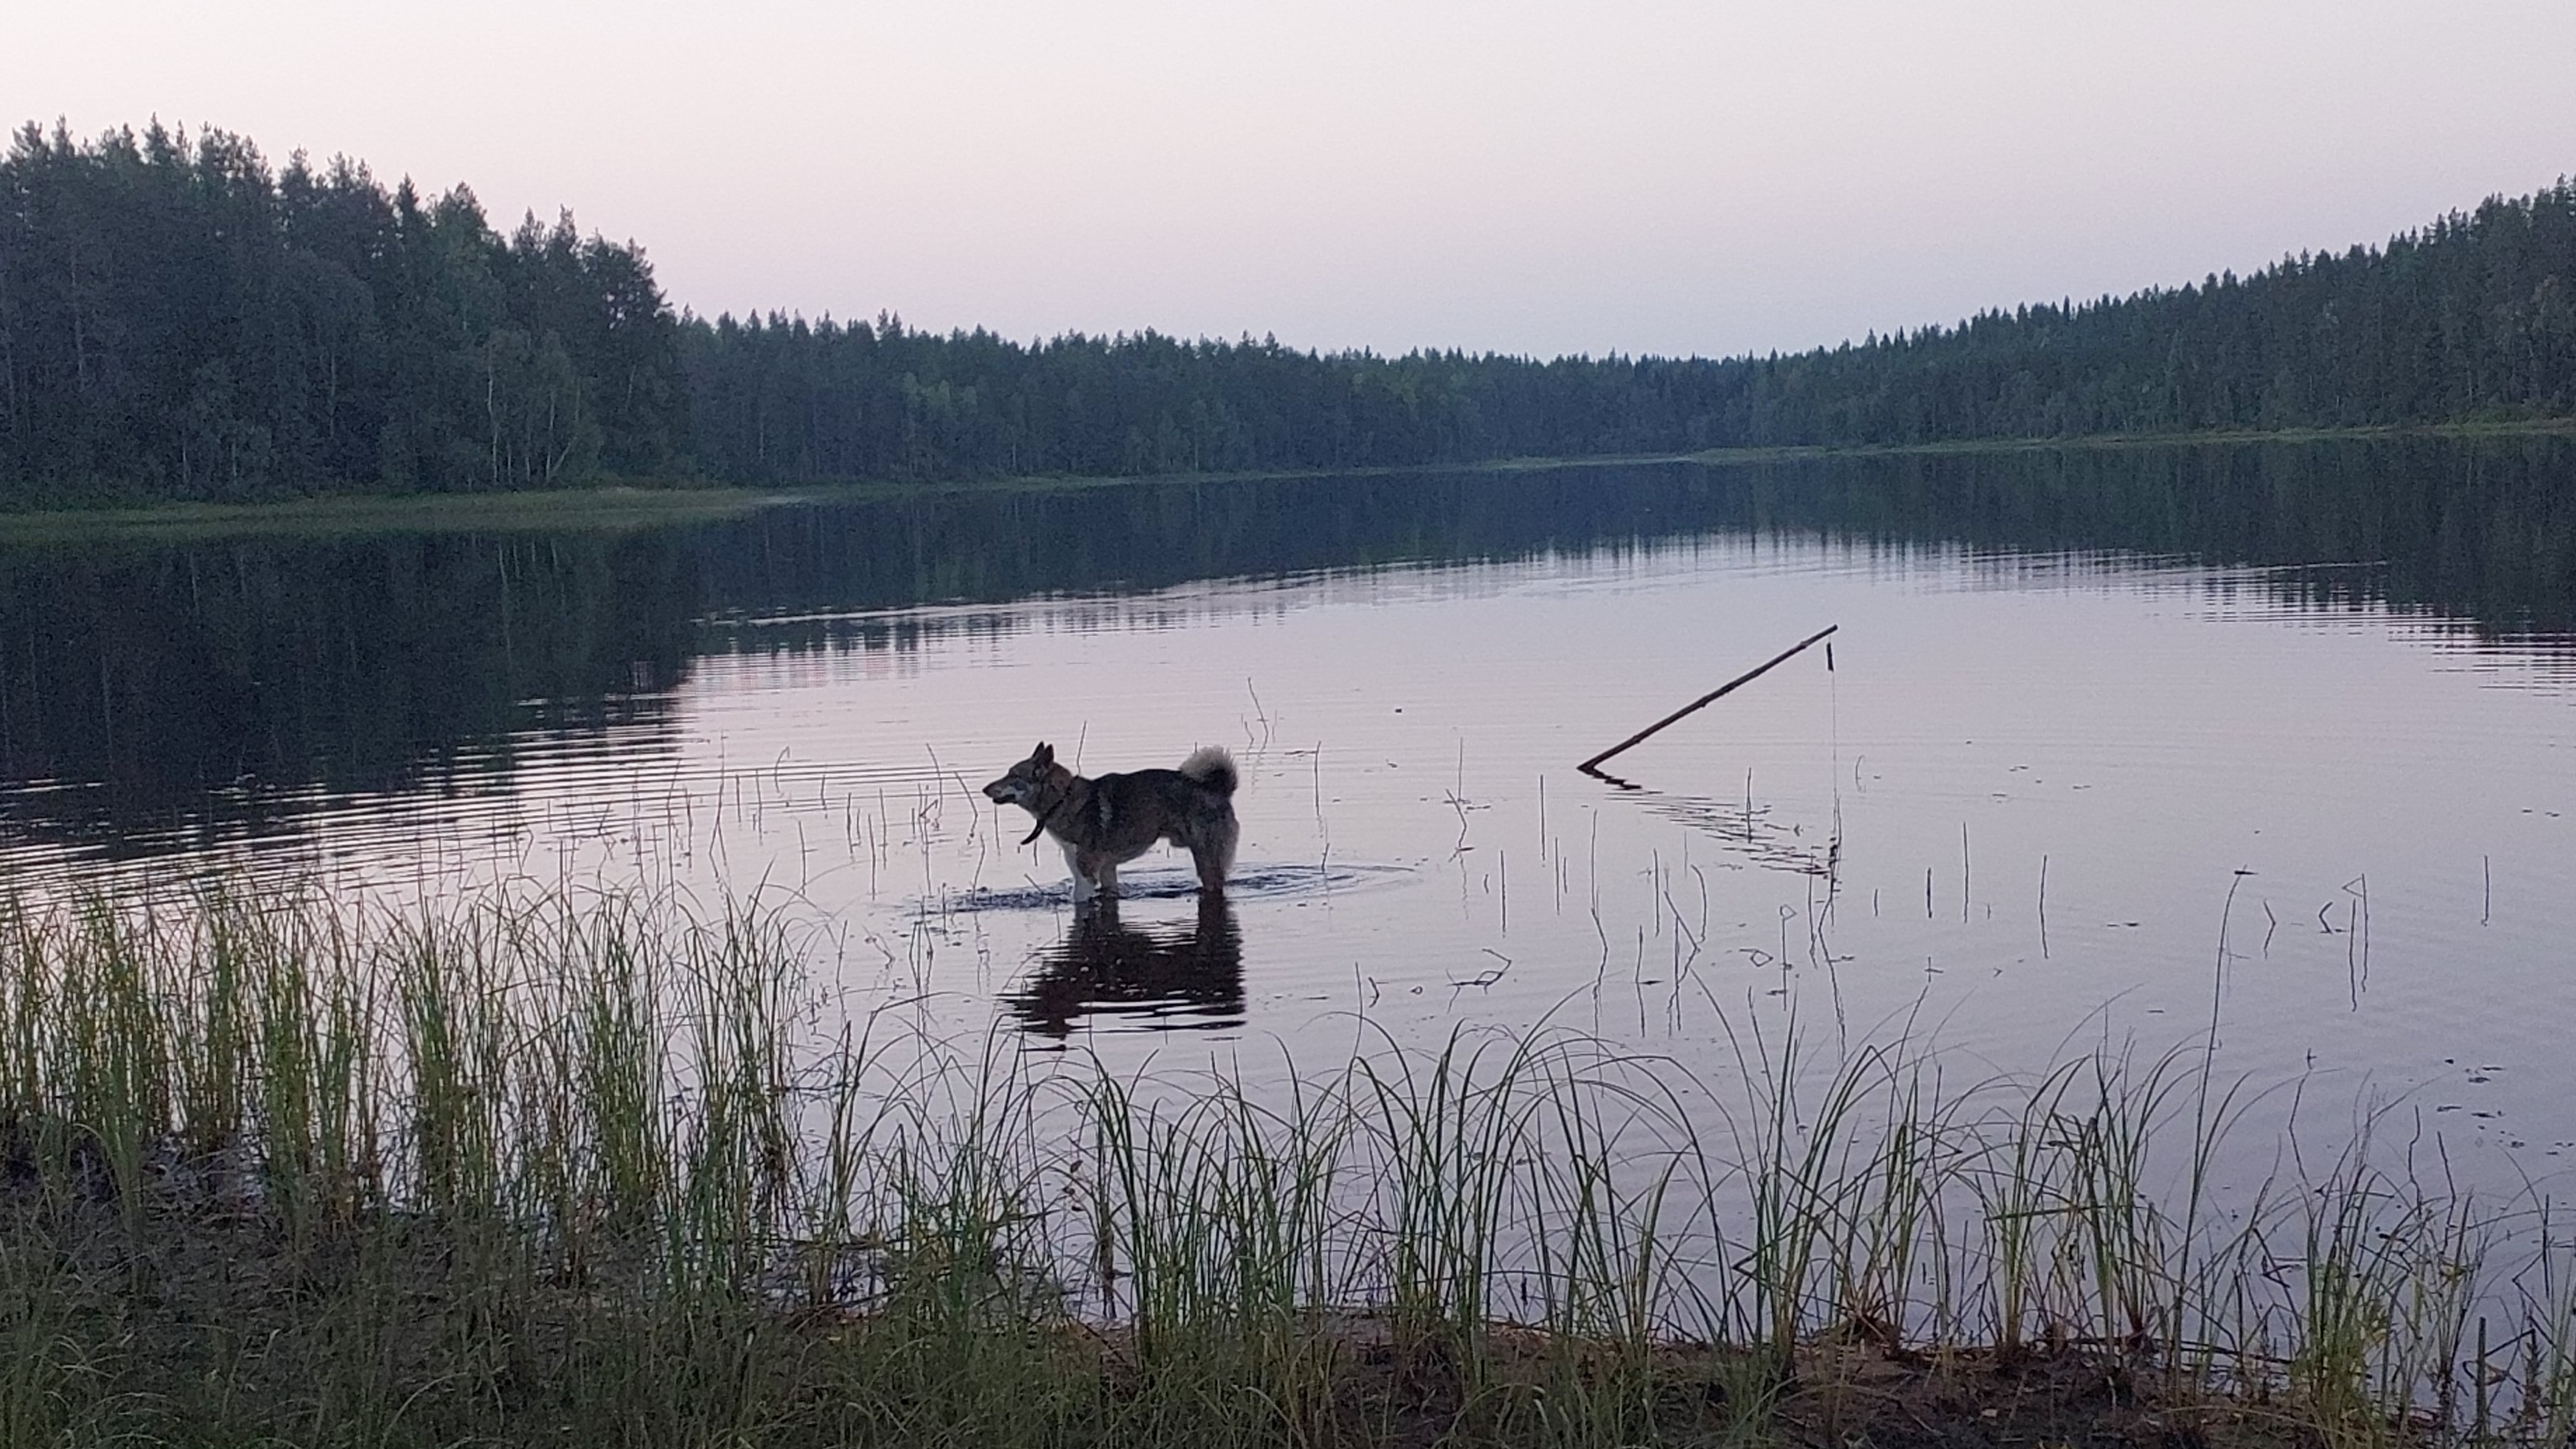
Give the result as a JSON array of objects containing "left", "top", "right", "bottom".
[{"left": 1020, "top": 791, "right": 1069, "bottom": 847}]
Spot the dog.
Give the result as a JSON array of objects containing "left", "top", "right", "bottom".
[{"left": 981, "top": 741, "right": 1238, "bottom": 900}]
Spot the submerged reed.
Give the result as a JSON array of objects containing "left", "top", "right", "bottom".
[{"left": 0, "top": 878, "right": 2566, "bottom": 1447}]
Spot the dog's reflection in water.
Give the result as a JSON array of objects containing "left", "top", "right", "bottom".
[{"left": 1005, "top": 896, "right": 1245, "bottom": 1039}]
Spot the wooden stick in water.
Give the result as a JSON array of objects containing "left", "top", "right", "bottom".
[{"left": 1576, "top": 624, "right": 1839, "bottom": 776}]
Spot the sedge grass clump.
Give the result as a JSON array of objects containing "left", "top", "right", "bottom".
[{"left": 0, "top": 875, "right": 2570, "bottom": 1447}]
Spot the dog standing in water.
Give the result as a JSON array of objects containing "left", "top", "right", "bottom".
[{"left": 981, "top": 742, "right": 1239, "bottom": 900}]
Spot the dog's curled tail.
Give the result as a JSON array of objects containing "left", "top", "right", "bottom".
[{"left": 1178, "top": 745, "right": 1238, "bottom": 797}]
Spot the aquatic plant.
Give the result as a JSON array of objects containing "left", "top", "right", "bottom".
[{"left": 0, "top": 879, "right": 2566, "bottom": 1446}]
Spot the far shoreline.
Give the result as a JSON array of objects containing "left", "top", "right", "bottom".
[{"left": 3, "top": 415, "right": 2571, "bottom": 544}]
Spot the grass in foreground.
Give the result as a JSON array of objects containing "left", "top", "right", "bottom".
[{"left": 0, "top": 881, "right": 2569, "bottom": 1447}]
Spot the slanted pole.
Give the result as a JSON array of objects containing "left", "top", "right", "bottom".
[{"left": 1576, "top": 624, "right": 1838, "bottom": 776}]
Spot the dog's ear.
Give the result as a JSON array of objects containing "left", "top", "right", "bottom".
[{"left": 1033, "top": 742, "right": 1053, "bottom": 766}]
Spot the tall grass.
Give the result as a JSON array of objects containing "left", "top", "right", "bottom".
[{"left": 0, "top": 879, "right": 2567, "bottom": 1446}]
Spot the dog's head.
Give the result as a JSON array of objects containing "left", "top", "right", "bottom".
[{"left": 982, "top": 741, "right": 1069, "bottom": 809}]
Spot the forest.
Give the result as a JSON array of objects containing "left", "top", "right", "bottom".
[{"left": 2, "top": 119, "right": 2573, "bottom": 502}]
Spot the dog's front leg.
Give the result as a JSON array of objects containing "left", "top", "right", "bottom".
[{"left": 1061, "top": 841, "right": 1097, "bottom": 903}]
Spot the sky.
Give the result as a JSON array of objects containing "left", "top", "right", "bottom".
[{"left": 9, "top": 1, "right": 2574, "bottom": 360}]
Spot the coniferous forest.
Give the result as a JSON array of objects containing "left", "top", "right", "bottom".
[{"left": 2, "top": 119, "right": 2574, "bottom": 504}]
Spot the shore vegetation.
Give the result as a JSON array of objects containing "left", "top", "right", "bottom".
[{"left": 1, "top": 880, "right": 2568, "bottom": 1447}]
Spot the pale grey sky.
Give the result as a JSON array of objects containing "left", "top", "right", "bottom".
[{"left": 10, "top": 2, "right": 2573, "bottom": 359}]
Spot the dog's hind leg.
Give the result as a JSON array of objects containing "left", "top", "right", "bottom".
[{"left": 1196, "top": 817, "right": 1239, "bottom": 896}]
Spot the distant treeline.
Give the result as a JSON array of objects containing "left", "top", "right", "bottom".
[
  {"left": 4, "top": 119, "right": 2574, "bottom": 501},
  {"left": 0, "top": 123, "right": 684, "bottom": 501}
]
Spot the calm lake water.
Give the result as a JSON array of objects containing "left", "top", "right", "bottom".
[{"left": 5, "top": 437, "right": 2574, "bottom": 1191}]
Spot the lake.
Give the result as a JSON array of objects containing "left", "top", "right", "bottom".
[{"left": 4, "top": 437, "right": 2574, "bottom": 1196}]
